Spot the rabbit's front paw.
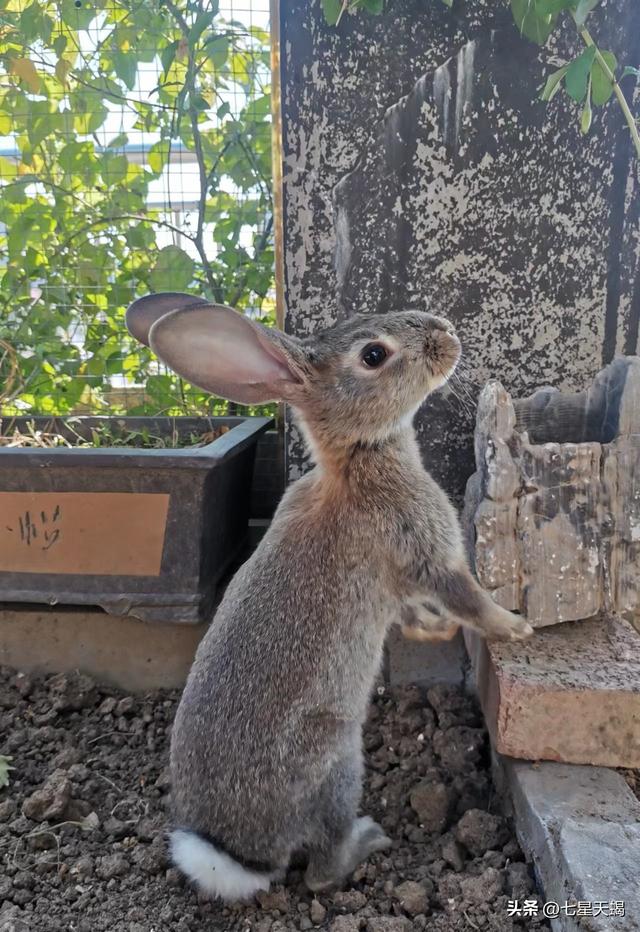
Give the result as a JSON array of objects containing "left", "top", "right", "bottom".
[{"left": 483, "top": 605, "right": 534, "bottom": 641}]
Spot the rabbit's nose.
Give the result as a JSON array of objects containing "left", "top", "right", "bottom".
[{"left": 426, "top": 315, "right": 456, "bottom": 337}]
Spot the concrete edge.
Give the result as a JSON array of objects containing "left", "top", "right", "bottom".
[{"left": 492, "top": 754, "right": 640, "bottom": 932}]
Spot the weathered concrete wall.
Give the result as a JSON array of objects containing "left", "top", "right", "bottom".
[{"left": 279, "top": 0, "right": 640, "bottom": 500}]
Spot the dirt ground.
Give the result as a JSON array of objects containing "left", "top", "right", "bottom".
[{"left": 0, "top": 666, "right": 549, "bottom": 932}]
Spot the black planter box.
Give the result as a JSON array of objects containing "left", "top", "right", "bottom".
[{"left": 0, "top": 416, "right": 273, "bottom": 623}]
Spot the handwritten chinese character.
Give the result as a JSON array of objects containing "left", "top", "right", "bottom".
[
  {"left": 40, "top": 505, "right": 61, "bottom": 551},
  {"left": 7, "top": 505, "right": 62, "bottom": 551},
  {"left": 18, "top": 510, "right": 37, "bottom": 546}
]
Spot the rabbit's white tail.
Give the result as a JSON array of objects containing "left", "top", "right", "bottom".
[{"left": 170, "top": 829, "right": 277, "bottom": 902}]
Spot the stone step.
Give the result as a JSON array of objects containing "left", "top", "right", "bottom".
[
  {"left": 465, "top": 615, "right": 640, "bottom": 768},
  {"left": 495, "top": 757, "right": 640, "bottom": 932}
]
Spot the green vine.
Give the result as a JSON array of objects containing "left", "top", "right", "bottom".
[{"left": 322, "top": 0, "right": 640, "bottom": 160}]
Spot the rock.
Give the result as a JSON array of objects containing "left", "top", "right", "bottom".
[
  {"left": 103, "top": 816, "right": 128, "bottom": 839},
  {"left": 116, "top": 696, "right": 135, "bottom": 716},
  {"left": 332, "top": 890, "right": 367, "bottom": 912},
  {"left": 95, "top": 853, "right": 129, "bottom": 880},
  {"left": 0, "top": 799, "right": 17, "bottom": 823},
  {"left": 71, "top": 856, "right": 94, "bottom": 878},
  {"left": 135, "top": 817, "right": 160, "bottom": 842},
  {"left": 256, "top": 886, "right": 289, "bottom": 913},
  {"left": 460, "top": 867, "right": 504, "bottom": 904},
  {"left": 366, "top": 920, "right": 412, "bottom": 932},
  {"left": 63, "top": 798, "right": 92, "bottom": 822},
  {"left": 165, "top": 868, "right": 182, "bottom": 887},
  {"left": 13, "top": 673, "right": 32, "bottom": 698},
  {"left": 441, "top": 836, "right": 465, "bottom": 872},
  {"left": 465, "top": 359, "right": 640, "bottom": 627},
  {"left": 51, "top": 747, "right": 83, "bottom": 769},
  {"left": 98, "top": 697, "right": 117, "bottom": 716},
  {"left": 409, "top": 780, "right": 452, "bottom": 833},
  {"left": 22, "top": 771, "right": 72, "bottom": 822},
  {"left": 47, "top": 672, "right": 97, "bottom": 711},
  {"left": 330, "top": 918, "right": 361, "bottom": 932},
  {"left": 436, "top": 872, "right": 462, "bottom": 905},
  {"left": 310, "top": 899, "right": 326, "bottom": 924},
  {"left": 507, "top": 861, "right": 533, "bottom": 899},
  {"left": 131, "top": 842, "right": 165, "bottom": 875},
  {"left": 392, "top": 880, "right": 430, "bottom": 916},
  {"left": 432, "top": 727, "right": 485, "bottom": 771},
  {"left": 455, "top": 809, "right": 508, "bottom": 857}
]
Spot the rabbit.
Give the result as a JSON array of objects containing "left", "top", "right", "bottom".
[{"left": 125, "top": 294, "right": 533, "bottom": 903}]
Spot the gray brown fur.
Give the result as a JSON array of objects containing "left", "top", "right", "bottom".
[{"left": 126, "top": 300, "right": 532, "bottom": 892}]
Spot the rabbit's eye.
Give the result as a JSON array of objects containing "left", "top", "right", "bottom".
[{"left": 361, "top": 344, "right": 388, "bottom": 368}]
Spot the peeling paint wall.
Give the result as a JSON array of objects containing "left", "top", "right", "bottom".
[{"left": 279, "top": 0, "right": 640, "bottom": 499}]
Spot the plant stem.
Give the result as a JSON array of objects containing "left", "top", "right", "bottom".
[{"left": 575, "top": 20, "right": 640, "bottom": 161}]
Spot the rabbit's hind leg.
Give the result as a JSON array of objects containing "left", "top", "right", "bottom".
[{"left": 303, "top": 756, "right": 391, "bottom": 893}]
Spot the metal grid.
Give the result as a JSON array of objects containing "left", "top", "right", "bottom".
[{"left": 0, "top": 0, "right": 274, "bottom": 417}]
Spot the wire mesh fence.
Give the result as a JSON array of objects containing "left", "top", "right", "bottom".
[{"left": 0, "top": 0, "right": 274, "bottom": 417}]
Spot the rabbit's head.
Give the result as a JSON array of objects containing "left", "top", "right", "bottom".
[{"left": 126, "top": 295, "right": 460, "bottom": 453}]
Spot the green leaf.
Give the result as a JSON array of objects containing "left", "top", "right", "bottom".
[
  {"left": 573, "top": 0, "right": 600, "bottom": 27},
  {"left": 581, "top": 78, "right": 592, "bottom": 133},
  {"left": 535, "top": 0, "right": 574, "bottom": 11},
  {"left": 147, "top": 141, "right": 170, "bottom": 174},
  {"left": 361, "top": 0, "right": 384, "bottom": 12},
  {"left": 565, "top": 45, "right": 597, "bottom": 102},
  {"left": 60, "top": 0, "right": 96, "bottom": 29},
  {"left": 0, "top": 156, "right": 18, "bottom": 180},
  {"left": 160, "top": 40, "right": 178, "bottom": 75},
  {"left": 510, "top": 0, "right": 558, "bottom": 44},
  {"left": 149, "top": 246, "right": 195, "bottom": 292},
  {"left": 622, "top": 66, "right": 640, "bottom": 80},
  {"left": 106, "top": 132, "right": 129, "bottom": 149},
  {"left": 540, "top": 63, "right": 569, "bottom": 101},
  {"left": 72, "top": 93, "right": 109, "bottom": 134},
  {"left": 190, "top": 11, "right": 214, "bottom": 45},
  {"left": 591, "top": 51, "right": 617, "bottom": 106},
  {"left": 20, "top": 4, "right": 53, "bottom": 43},
  {"left": 114, "top": 52, "right": 137, "bottom": 90},
  {"left": 0, "top": 755, "right": 14, "bottom": 789},
  {"left": 203, "top": 35, "right": 230, "bottom": 69},
  {"left": 322, "top": 0, "right": 343, "bottom": 26},
  {"left": 440, "top": 0, "right": 453, "bottom": 6},
  {"left": 101, "top": 152, "right": 129, "bottom": 185}
]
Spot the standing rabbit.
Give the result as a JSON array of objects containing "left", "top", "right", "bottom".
[{"left": 126, "top": 294, "right": 532, "bottom": 902}]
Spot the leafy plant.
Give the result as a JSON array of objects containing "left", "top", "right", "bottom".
[
  {"left": 0, "top": 0, "right": 275, "bottom": 416},
  {"left": 321, "top": 0, "right": 640, "bottom": 160}
]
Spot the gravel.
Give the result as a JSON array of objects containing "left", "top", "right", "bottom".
[{"left": 0, "top": 667, "right": 549, "bottom": 931}]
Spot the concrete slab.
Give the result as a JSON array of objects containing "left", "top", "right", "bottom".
[
  {"left": 496, "top": 757, "right": 640, "bottom": 932},
  {"left": 466, "top": 615, "right": 640, "bottom": 767},
  {"left": 384, "top": 626, "right": 467, "bottom": 687},
  {"left": 0, "top": 606, "right": 207, "bottom": 692}
]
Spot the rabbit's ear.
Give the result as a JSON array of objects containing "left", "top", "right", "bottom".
[
  {"left": 148, "top": 304, "right": 304, "bottom": 404},
  {"left": 125, "top": 293, "right": 208, "bottom": 347}
]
